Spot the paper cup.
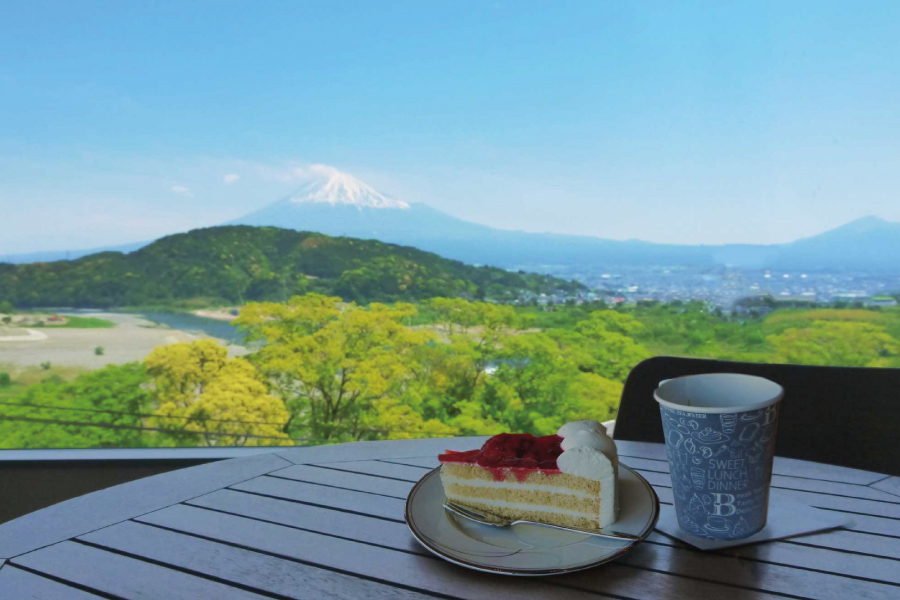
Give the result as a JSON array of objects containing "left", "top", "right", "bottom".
[{"left": 655, "top": 373, "right": 784, "bottom": 540}]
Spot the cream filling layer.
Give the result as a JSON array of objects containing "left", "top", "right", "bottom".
[
  {"left": 442, "top": 476, "right": 599, "bottom": 500},
  {"left": 600, "top": 466, "right": 617, "bottom": 529},
  {"left": 445, "top": 496, "right": 596, "bottom": 519}
]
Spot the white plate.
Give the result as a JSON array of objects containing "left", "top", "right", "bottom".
[{"left": 405, "top": 463, "right": 660, "bottom": 576}]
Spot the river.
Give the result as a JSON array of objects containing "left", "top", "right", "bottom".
[
  {"left": 55, "top": 308, "right": 247, "bottom": 345},
  {"left": 138, "top": 311, "right": 246, "bottom": 344}
]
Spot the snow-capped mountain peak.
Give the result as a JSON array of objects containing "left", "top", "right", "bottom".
[{"left": 287, "top": 164, "right": 409, "bottom": 209}]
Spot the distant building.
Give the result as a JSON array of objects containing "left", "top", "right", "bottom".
[
  {"left": 774, "top": 296, "right": 819, "bottom": 308},
  {"left": 733, "top": 294, "right": 775, "bottom": 316},
  {"left": 866, "top": 296, "right": 898, "bottom": 307}
]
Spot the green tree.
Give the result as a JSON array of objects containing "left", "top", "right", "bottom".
[
  {"left": 425, "top": 298, "right": 523, "bottom": 399},
  {"left": 170, "top": 358, "right": 293, "bottom": 446},
  {"left": 409, "top": 299, "right": 623, "bottom": 436},
  {"left": 439, "top": 331, "right": 623, "bottom": 436},
  {"left": 573, "top": 311, "right": 651, "bottom": 380},
  {"left": 237, "top": 294, "right": 439, "bottom": 442},
  {"left": 145, "top": 339, "right": 291, "bottom": 446},
  {"left": 768, "top": 321, "right": 900, "bottom": 367},
  {"left": 427, "top": 297, "right": 486, "bottom": 334},
  {"left": 0, "top": 363, "right": 153, "bottom": 449},
  {"left": 579, "top": 310, "right": 645, "bottom": 337},
  {"left": 359, "top": 397, "right": 458, "bottom": 440},
  {"left": 0, "top": 300, "right": 13, "bottom": 314},
  {"left": 145, "top": 339, "right": 228, "bottom": 407}
]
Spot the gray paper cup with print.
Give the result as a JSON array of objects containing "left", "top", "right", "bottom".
[{"left": 655, "top": 373, "right": 784, "bottom": 540}]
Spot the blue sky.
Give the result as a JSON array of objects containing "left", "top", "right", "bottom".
[{"left": 1, "top": 1, "right": 899, "bottom": 254}]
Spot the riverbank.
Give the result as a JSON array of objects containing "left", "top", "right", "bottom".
[
  {"left": 0, "top": 313, "right": 115, "bottom": 329},
  {"left": 0, "top": 311, "right": 247, "bottom": 371}
]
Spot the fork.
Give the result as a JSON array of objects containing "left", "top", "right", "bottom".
[{"left": 443, "top": 501, "right": 642, "bottom": 542}]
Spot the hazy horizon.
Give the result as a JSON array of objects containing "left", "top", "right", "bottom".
[
  {"left": 1, "top": 181, "right": 893, "bottom": 259},
  {"left": 2, "top": 2, "right": 900, "bottom": 254}
]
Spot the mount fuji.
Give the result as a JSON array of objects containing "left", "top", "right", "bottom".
[
  {"left": 233, "top": 164, "right": 433, "bottom": 240},
  {"left": 231, "top": 166, "right": 900, "bottom": 272},
  {"left": 231, "top": 165, "right": 715, "bottom": 268}
]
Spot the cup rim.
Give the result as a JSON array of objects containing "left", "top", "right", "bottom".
[{"left": 654, "top": 373, "right": 784, "bottom": 414}]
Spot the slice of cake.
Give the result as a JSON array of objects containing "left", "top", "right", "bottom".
[{"left": 439, "top": 420, "right": 619, "bottom": 530}]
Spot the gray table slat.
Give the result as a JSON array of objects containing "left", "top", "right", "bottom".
[
  {"left": 191, "top": 470, "right": 900, "bottom": 597},
  {"left": 771, "top": 457, "right": 888, "bottom": 486},
  {"left": 0, "top": 565, "right": 104, "bottom": 600},
  {"left": 0, "top": 452, "right": 290, "bottom": 559},
  {"left": 188, "top": 489, "right": 420, "bottom": 552},
  {"left": 647, "top": 532, "right": 900, "bottom": 594},
  {"left": 722, "top": 534, "right": 900, "bottom": 586},
  {"left": 757, "top": 488, "right": 900, "bottom": 519},
  {"left": 270, "top": 464, "right": 418, "bottom": 497},
  {"left": 142, "top": 504, "right": 784, "bottom": 600},
  {"left": 872, "top": 476, "right": 900, "bottom": 498},
  {"left": 232, "top": 475, "right": 406, "bottom": 520},
  {"left": 81, "top": 520, "right": 437, "bottom": 600},
  {"left": 615, "top": 441, "right": 670, "bottom": 462},
  {"left": 314, "top": 460, "right": 427, "bottom": 482},
  {"left": 615, "top": 455, "right": 670, "bottom": 473},
  {"left": 139, "top": 505, "right": 603, "bottom": 600},
  {"left": 628, "top": 468, "right": 674, "bottom": 488},
  {"left": 837, "top": 511, "right": 900, "bottom": 538},
  {"left": 378, "top": 457, "right": 440, "bottom": 469},
  {"left": 780, "top": 529, "right": 900, "bottom": 561},
  {"left": 599, "top": 540, "right": 900, "bottom": 600},
  {"left": 775, "top": 474, "right": 899, "bottom": 502},
  {"left": 12, "top": 541, "right": 268, "bottom": 600}
]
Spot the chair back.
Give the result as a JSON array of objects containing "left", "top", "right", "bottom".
[{"left": 614, "top": 356, "right": 900, "bottom": 475}]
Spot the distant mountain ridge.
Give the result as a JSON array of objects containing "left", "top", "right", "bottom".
[
  {"left": 231, "top": 167, "right": 900, "bottom": 272},
  {"left": 3, "top": 167, "right": 899, "bottom": 272},
  {"left": 0, "top": 226, "right": 585, "bottom": 308},
  {"left": 0, "top": 241, "right": 148, "bottom": 265},
  {"left": 766, "top": 216, "right": 900, "bottom": 271}
]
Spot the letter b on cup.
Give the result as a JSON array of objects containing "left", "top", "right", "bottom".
[{"left": 711, "top": 493, "right": 736, "bottom": 517}]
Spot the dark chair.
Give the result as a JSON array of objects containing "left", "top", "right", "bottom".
[{"left": 614, "top": 356, "right": 900, "bottom": 476}]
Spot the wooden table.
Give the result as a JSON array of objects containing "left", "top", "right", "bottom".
[{"left": 1, "top": 437, "right": 898, "bottom": 600}]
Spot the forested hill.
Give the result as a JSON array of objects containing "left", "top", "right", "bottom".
[{"left": 0, "top": 226, "right": 586, "bottom": 308}]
